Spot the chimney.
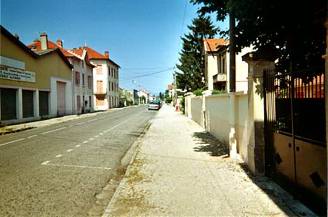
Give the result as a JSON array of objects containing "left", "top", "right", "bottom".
[
  {"left": 40, "top": 32, "right": 48, "bottom": 50},
  {"left": 56, "top": 39, "right": 63, "bottom": 48},
  {"left": 104, "top": 51, "right": 109, "bottom": 58}
]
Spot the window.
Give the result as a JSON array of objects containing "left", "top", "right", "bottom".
[
  {"left": 96, "top": 80, "right": 104, "bottom": 93},
  {"left": 82, "top": 74, "right": 85, "bottom": 86},
  {"left": 89, "top": 96, "right": 92, "bottom": 108},
  {"left": 222, "top": 56, "right": 226, "bottom": 74},
  {"left": 39, "top": 91, "right": 49, "bottom": 116},
  {"left": 77, "top": 95, "right": 81, "bottom": 111},
  {"left": 88, "top": 76, "right": 92, "bottom": 89},
  {"left": 75, "top": 71, "right": 80, "bottom": 85}
]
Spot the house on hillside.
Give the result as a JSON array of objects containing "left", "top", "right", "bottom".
[
  {"left": 203, "top": 38, "right": 252, "bottom": 93},
  {"left": 72, "top": 47, "right": 120, "bottom": 111},
  {"left": 0, "top": 26, "right": 73, "bottom": 124},
  {"left": 29, "top": 34, "right": 95, "bottom": 114}
]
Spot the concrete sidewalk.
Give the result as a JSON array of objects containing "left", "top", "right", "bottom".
[{"left": 103, "top": 105, "right": 316, "bottom": 217}]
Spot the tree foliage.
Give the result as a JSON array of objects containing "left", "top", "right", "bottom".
[
  {"left": 176, "top": 15, "right": 218, "bottom": 91},
  {"left": 191, "top": 0, "right": 326, "bottom": 74}
]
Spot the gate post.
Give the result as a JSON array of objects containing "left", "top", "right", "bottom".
[
  {"left": 242, "top": 52, "right": 276, "bottom": 175},
  {"left": 324, "top": 19, "right": 328, "bottom": 194}
]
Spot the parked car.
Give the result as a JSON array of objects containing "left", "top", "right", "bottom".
[{"left": 148, "top": 100, "right": 161, "bottom": 110}]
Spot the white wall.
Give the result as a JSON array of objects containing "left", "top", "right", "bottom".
[
  {"left": 206, "top": 55, "right": 219, "bottom": 90},
  {"left": 190, "top": 96, "right": 203, "bottom": 127},
  {"left": 186, "top": 92, "right": 249, "bottom": 162},
  {"left": 91, "top": 59, "right": 109, "bottom": 111},
  {"left": 205, "top": 94, "right": 231, "bottom": 144}
]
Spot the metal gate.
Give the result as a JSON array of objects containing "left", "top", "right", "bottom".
[{"left": 263, "top": 69, "right": 326, "bottom": 214}]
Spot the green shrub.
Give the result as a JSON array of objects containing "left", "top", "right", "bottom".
[
  {"left": 212, "top": 89, "right": 226, "bottom": 95},
  {"left": 193, "top": 89, "right": 203, "bottom": 96}
]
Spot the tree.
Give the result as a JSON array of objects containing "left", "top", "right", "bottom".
[
  {"left": 176, "top": 15, "right": 218, "bottom": 91},
  {"left": 191, "top": 0, "right": 326, "bottom": 74},
  {"left": 159, "top": 92, "right": 164, "bottom": 101}
]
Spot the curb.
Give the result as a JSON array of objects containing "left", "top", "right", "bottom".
[{"left": 101, "top": 120, "right": 153, "bottom": 217}]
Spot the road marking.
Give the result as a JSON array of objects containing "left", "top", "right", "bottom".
[
  {"left": 83, "top": 140, "right": 88, "bottom": 144},
  {"left": 42, "top": 163, "right": 111, "bottom": 170},
  {"left": 99, "top": 133, "right": 103, "bottom": 136},
  {"left": 41, "top": 127, "right": 66, "bottom": 135},
  {"left": 89, "top": 138, "right": 94, "bottom": 141},
  {"left": 27, "top": 135, "right": 37, "bottom": 139},
  {"left": 41, "top": 160, "right": 50, "bottom": 165},
  {"left": 66, "top": 149, "right": 73, "bottom": 152},
  {"left": 55, "top": 154, "right": 63, "bottom": 158},
  {"left": 95, "top": 135, "right": 99, "bottom": 138},
  {"left": 0, "top": 138, "right": 25, "bottom": 147},
  {"left": 75, "top": 144, "right": 81, "bottom": 148}
]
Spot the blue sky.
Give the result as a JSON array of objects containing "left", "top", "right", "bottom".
[{"left": 1, "top": 0, "right": 227, "bottom": 95}]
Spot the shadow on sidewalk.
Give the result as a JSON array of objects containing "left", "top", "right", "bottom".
[{"left": 192, "top": 132, "right": 228, "bottom": 157}]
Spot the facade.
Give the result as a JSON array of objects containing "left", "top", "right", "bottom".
[
  {"left": 29, "top": 35, "right": 95, "bottom": 114},
  {"left": 72, "top": 47, "right": 119, "bottom": 111},
  {"left": 138, "top": 89, "right": 149, "bottom": 104},
  {"left": 119, "top": 88, "right": 134, "bottom": 107},
  {"left": 203, "top": 39, "right": 251, "bottom": 93},
  {"left": 68, "top": 49, "right": 94, "bottom": 114},
  {"left": 0, "top": 26, "right": 73, "bottom": 124}
]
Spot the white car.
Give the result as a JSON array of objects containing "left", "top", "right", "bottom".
[{"left": 148, "top": 101, "right": 161, "bottom": 110}]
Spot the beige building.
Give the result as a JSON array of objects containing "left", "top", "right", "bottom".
[
  {"left": 203, "top": 39, "right": 251, "bottom": 93},
  {"left": 0, "top": 26, "right": 73, "bottom": 124}
]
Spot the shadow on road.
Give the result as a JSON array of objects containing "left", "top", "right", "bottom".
[{"left": 192, "top": 131, "right": 228, "bottom": 157}]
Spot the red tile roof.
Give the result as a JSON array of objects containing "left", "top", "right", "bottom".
[
  {"left": 28, "top": 40, "right": 75, "bottom": 58},
  {"left": 204, "top": 39, "right": 229, "bottom": 52},
  {"left": 71, "top": 47, "right": 120, "bottom": 68}
]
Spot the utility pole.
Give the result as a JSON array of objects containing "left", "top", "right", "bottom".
[
  {"left": 229, "top": 12, "right": 236, "bottom": 92},
  {"left": 173, "top": 71, "right": 177, "bottom": 106}
]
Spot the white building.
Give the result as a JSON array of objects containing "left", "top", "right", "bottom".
[
  {"left": 203, "top": 39, "right": 252, "bottom": 93},
  {"left": 138, "top": 89, "right": 149, "bottom": 104},
  {"left": 68, "top": 47, "right": 95, "bottom": 114},
  {"left": 72, "top": 47, "right": 119, "bottom": 111}
]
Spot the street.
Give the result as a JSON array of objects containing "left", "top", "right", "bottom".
[{"left": 0, "top": 105, "right": 156, "bottom": 216}]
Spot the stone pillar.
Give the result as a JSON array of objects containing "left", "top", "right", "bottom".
[
  {"left": 34, "top": 89, "right": 39, "bottom": 118},
  {"left": 17, "top": 88, "right": 23, "bottom": 120},
  {"left": 229, "top": 93, "right": 238, "bottom": 158},
  {"left": 324, "top": 20, "right": 328, "bottom": 178},
  {"left": 184, "top": 92, "right": 193, "bottom": 119},
  {"left": 242, "top": 52, "right": 275, "bottom": 175}
]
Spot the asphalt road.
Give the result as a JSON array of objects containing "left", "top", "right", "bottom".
[{"left": 0, "top": 105, "right": 157, "bottom": 216}]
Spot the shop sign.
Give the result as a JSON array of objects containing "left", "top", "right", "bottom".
[{"left": 0, "top": 65, "right": 36, "bottom": 82}]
